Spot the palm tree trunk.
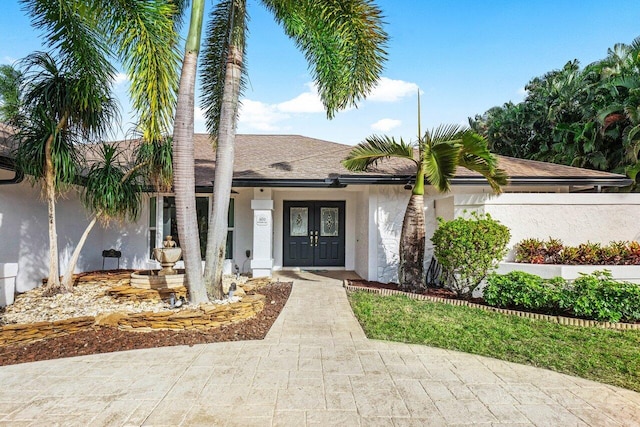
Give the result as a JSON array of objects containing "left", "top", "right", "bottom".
[
  {"left": 173, "top": 0, "right": 208, "bottom": 304},
  {"left": 203, "top": 43, "right": 243, "bottom": 300},
  {"left": 398, "top": 193, "right": 426, "bottom": 293},
  {"left": 60, "top": 215, "right": 98, "bottom": 291},
  {"left": 43, "top": 141, "right": 61, "bottom": 295},
  {"left": 42, "top": 115, "right": 68, "bottom": 296}
]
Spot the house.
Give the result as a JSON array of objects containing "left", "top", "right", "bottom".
[{"left": 1, "top": 124, "right": 639, "bottom": 295}]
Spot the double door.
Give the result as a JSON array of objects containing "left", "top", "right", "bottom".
[{"left": 283, "top": 201, "right": 345, "bottom": 267}]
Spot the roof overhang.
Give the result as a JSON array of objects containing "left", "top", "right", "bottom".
[
  {"left": 230, "top": 178, "right": 346, "bottom": 188},
  {"left": 230, "top": 174, "right": 633, "bottom": 189}
]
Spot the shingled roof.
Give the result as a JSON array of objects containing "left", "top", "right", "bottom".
[
  {"left": 0, "top": 128, "right": 631, "bottom": 188},
  {"left": 193, "top": 134, "right": 630, "bottom": 188}
]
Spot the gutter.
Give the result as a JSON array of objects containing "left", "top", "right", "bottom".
[
  {"left": 338, "top": 175, "right": 633, "bottom": 188},
  {"left": 231, "top": 178, "right": 346, "bottom": 188}
]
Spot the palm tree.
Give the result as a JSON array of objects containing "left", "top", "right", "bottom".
[
  {"left": 11, "top": 52, "right": 118, "bottom": 294},
  {"left": 173, "top": 0, "right": 388, "bottom": 301},
  {"left": 17, "top": 0, "right": 180, "bottom": 294},
  {"left": 60, "top": 141, "right": 169, "bottom": 290},
  {"left": 343, "top": 116, "right": 507, "bottom": 293}
]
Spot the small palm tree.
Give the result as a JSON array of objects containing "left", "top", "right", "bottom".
[
  {"left": 16, "top": 0, "right": 180, "bottom": 294},
  {"left": 343, "top": 118, "right": 508, "bottom": 293},
  {"left": 60, "top": 142, "right": 159, "bottom": 290},
  {"left": 11, "top": 52, "right": 118, "bottom": 294}
]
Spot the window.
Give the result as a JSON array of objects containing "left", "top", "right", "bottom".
[
  {"left": 151, "top": 196, "right": 234, "bottom": 260},
  {"left": 148, "top": 197, "right": 157, "bottom": 259}
]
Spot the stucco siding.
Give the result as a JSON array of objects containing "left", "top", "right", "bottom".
[{"left": 0, "top": 176, "right": 109, "bottom": 291}]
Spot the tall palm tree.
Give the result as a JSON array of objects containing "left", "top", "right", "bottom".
[
  {"left": 343, "top": 116, "right": 507, "bottom": 293},
  {"left": 173, "top": 0, "right": 388, "bottom": 301},
  {"left": 18, "top": 0, "right": 180, "bottom": 294}
]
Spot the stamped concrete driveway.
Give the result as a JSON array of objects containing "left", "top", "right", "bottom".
[{"left": 0, "top": 270, "right": 638, "bottom": 426}]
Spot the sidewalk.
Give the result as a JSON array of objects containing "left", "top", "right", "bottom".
[{"left": 0, "top": 270, "right": 638, "bottom": 426}]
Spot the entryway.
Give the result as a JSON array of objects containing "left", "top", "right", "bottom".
[{"left": 283, "top": 201, "right": 345, "bottom": 267}]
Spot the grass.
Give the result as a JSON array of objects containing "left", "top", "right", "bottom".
[{"left": 348, "top": 291, "right": 640, "bottom": 392}]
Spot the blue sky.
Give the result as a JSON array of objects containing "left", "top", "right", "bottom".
[{"left": 2, "top": 1, "right": 640, "bottom": 145}]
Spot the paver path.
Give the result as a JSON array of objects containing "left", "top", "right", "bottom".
[{"left": 0, "top": 271, "right": 638, "bottom": 426}]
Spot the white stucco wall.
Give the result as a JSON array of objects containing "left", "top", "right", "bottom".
[
  {"left": 454, "top": 193, "right": 640, "bottom": 259},
  {"left": 233, "top": 189, "right": 255, "bottom": 274},
  {"left": 0, "top": 171, "right": 113, "bottom": 292},
  {"left": 353, "top": 187, "right": 369, "bottom": 280},
  {"left": 367, "top": 187, "right": 640, "bottom": 284}
]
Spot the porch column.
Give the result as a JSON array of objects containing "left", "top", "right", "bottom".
[{"left": 250, "top": 193, "right": 273, "bottom": 278}]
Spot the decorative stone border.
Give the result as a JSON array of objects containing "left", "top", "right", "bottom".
[
  {"left": 344, "top": 282, "right": 640, "bottom": 330},
  {"left": 0, "top": 294, "right": 265, "bottom": 347}
]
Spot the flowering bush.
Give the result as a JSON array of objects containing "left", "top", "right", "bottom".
[{"left": 514, "top": 238, "right": 640, "bottom": 265}]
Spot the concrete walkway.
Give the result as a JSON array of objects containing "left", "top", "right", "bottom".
[{"left": 0, "top": 271, "right": 639, "bottom": 426}]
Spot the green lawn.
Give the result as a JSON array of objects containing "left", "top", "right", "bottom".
[{"left": 348, "top": 291, "right": 640, "bottom": 392}]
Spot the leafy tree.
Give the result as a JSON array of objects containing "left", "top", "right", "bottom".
[
  {"left": 471, "top": 36, "right": 640, "bottom": 187},
  {"left": 173, "top": 0, "right": 389, "bottom": 301},
  {"left": 343, "top": 111, "right": 507, "bottom": 293}
]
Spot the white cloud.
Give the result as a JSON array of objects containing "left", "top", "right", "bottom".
[
  {"left": 367, "top": 77, "right": 419, "bottom": 102},
  {"left": 239, "top": 99, "right": 290, "bottom": 131},
  {"left": 517, "top": 87, "right": 527, "bottom": 96},
  {"left": 276, "top": 83, "right": 324, "bottom": 113},
  {"left": 371, "top": 118, "right": 401, "bottom": 132},
  {"left": 2, "top": 56, "right": 17, "bottom": 65},
  {"left": 114, "top": 73, "right": 129, "bottom": 86}
]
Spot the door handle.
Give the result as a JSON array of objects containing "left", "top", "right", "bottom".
[{"left": 314, "top": 231, "right": 318, "bottom": 246}]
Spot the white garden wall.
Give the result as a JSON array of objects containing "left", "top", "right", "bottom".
[
  {"left": 369, "top": 188, "right": 640, "bottom": 284},
  {"left": 454, "top": 193, "right": 640, "bottom": 258}
]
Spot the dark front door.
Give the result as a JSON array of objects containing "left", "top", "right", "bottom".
[{"left": 283, "top": 201, "right": 345, "bottom": 267}]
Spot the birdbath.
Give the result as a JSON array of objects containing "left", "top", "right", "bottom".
[{"left": 153, "top": 236, "right": 183, "bottom": 276}]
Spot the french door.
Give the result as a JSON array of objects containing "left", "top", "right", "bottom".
[{"left": 283, "top": 201, "right": 345, "bottom": 267}]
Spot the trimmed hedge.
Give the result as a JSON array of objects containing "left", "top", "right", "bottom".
[{"left": 485, "top": 270, "right": 640, "bottom": 323}]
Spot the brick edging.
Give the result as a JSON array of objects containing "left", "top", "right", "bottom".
[{"left": 343, "top": 281, "right": 640, "bottom": 330}]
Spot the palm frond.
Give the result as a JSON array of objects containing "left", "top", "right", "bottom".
[
  {"left": 101, "top": 0, "right": 181, "bottom": 141},
  {"left": 82, "top": 142, "right": 141, "bottom": 223},
  {"left": 21, "top": 0, "right": 115, "bottom": 95},
  {"left": 421, "top": 123, "right": 465, "bottom": 149},
  {"left": 19, "top": 52, "right": 119, "bottom": 141},
  {"left": 422, "top": 142, "right": 460, "bottom": 193},
  {"left": 200, "top": 0, "right": 249, "bottom": 138},
  {"left": 134, "top": 136, "right": 174, "bottom": 191},
  {"left": 263, "top": 0, "right": 388, "bottom": 118},
  {"left": 342, "top": 135, "right": 416, "bottom": 171}
]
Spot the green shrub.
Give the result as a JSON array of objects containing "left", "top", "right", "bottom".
[
  {"left": 432, "top": 212, "right": 510, "bottom": 299},
  {"left": 566, "top": 271, "right": 640, "bottom": 323},
  {"left": 486, "top": 270, "right": 640, "bottom": 323},
  {"left": 484, "top": 271, "right": 565, "bottom": 312}
]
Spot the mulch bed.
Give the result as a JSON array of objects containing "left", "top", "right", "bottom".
[
  {"left": 0, "top": 282, "right": 291, "bottom": 366},
  {"left": 347, "top": 279, "right": 484, "bottom": 304}
]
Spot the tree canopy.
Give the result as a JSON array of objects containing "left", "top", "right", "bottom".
[{"left": 470, "top": 37, "right": 640, "bottom": 186}]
